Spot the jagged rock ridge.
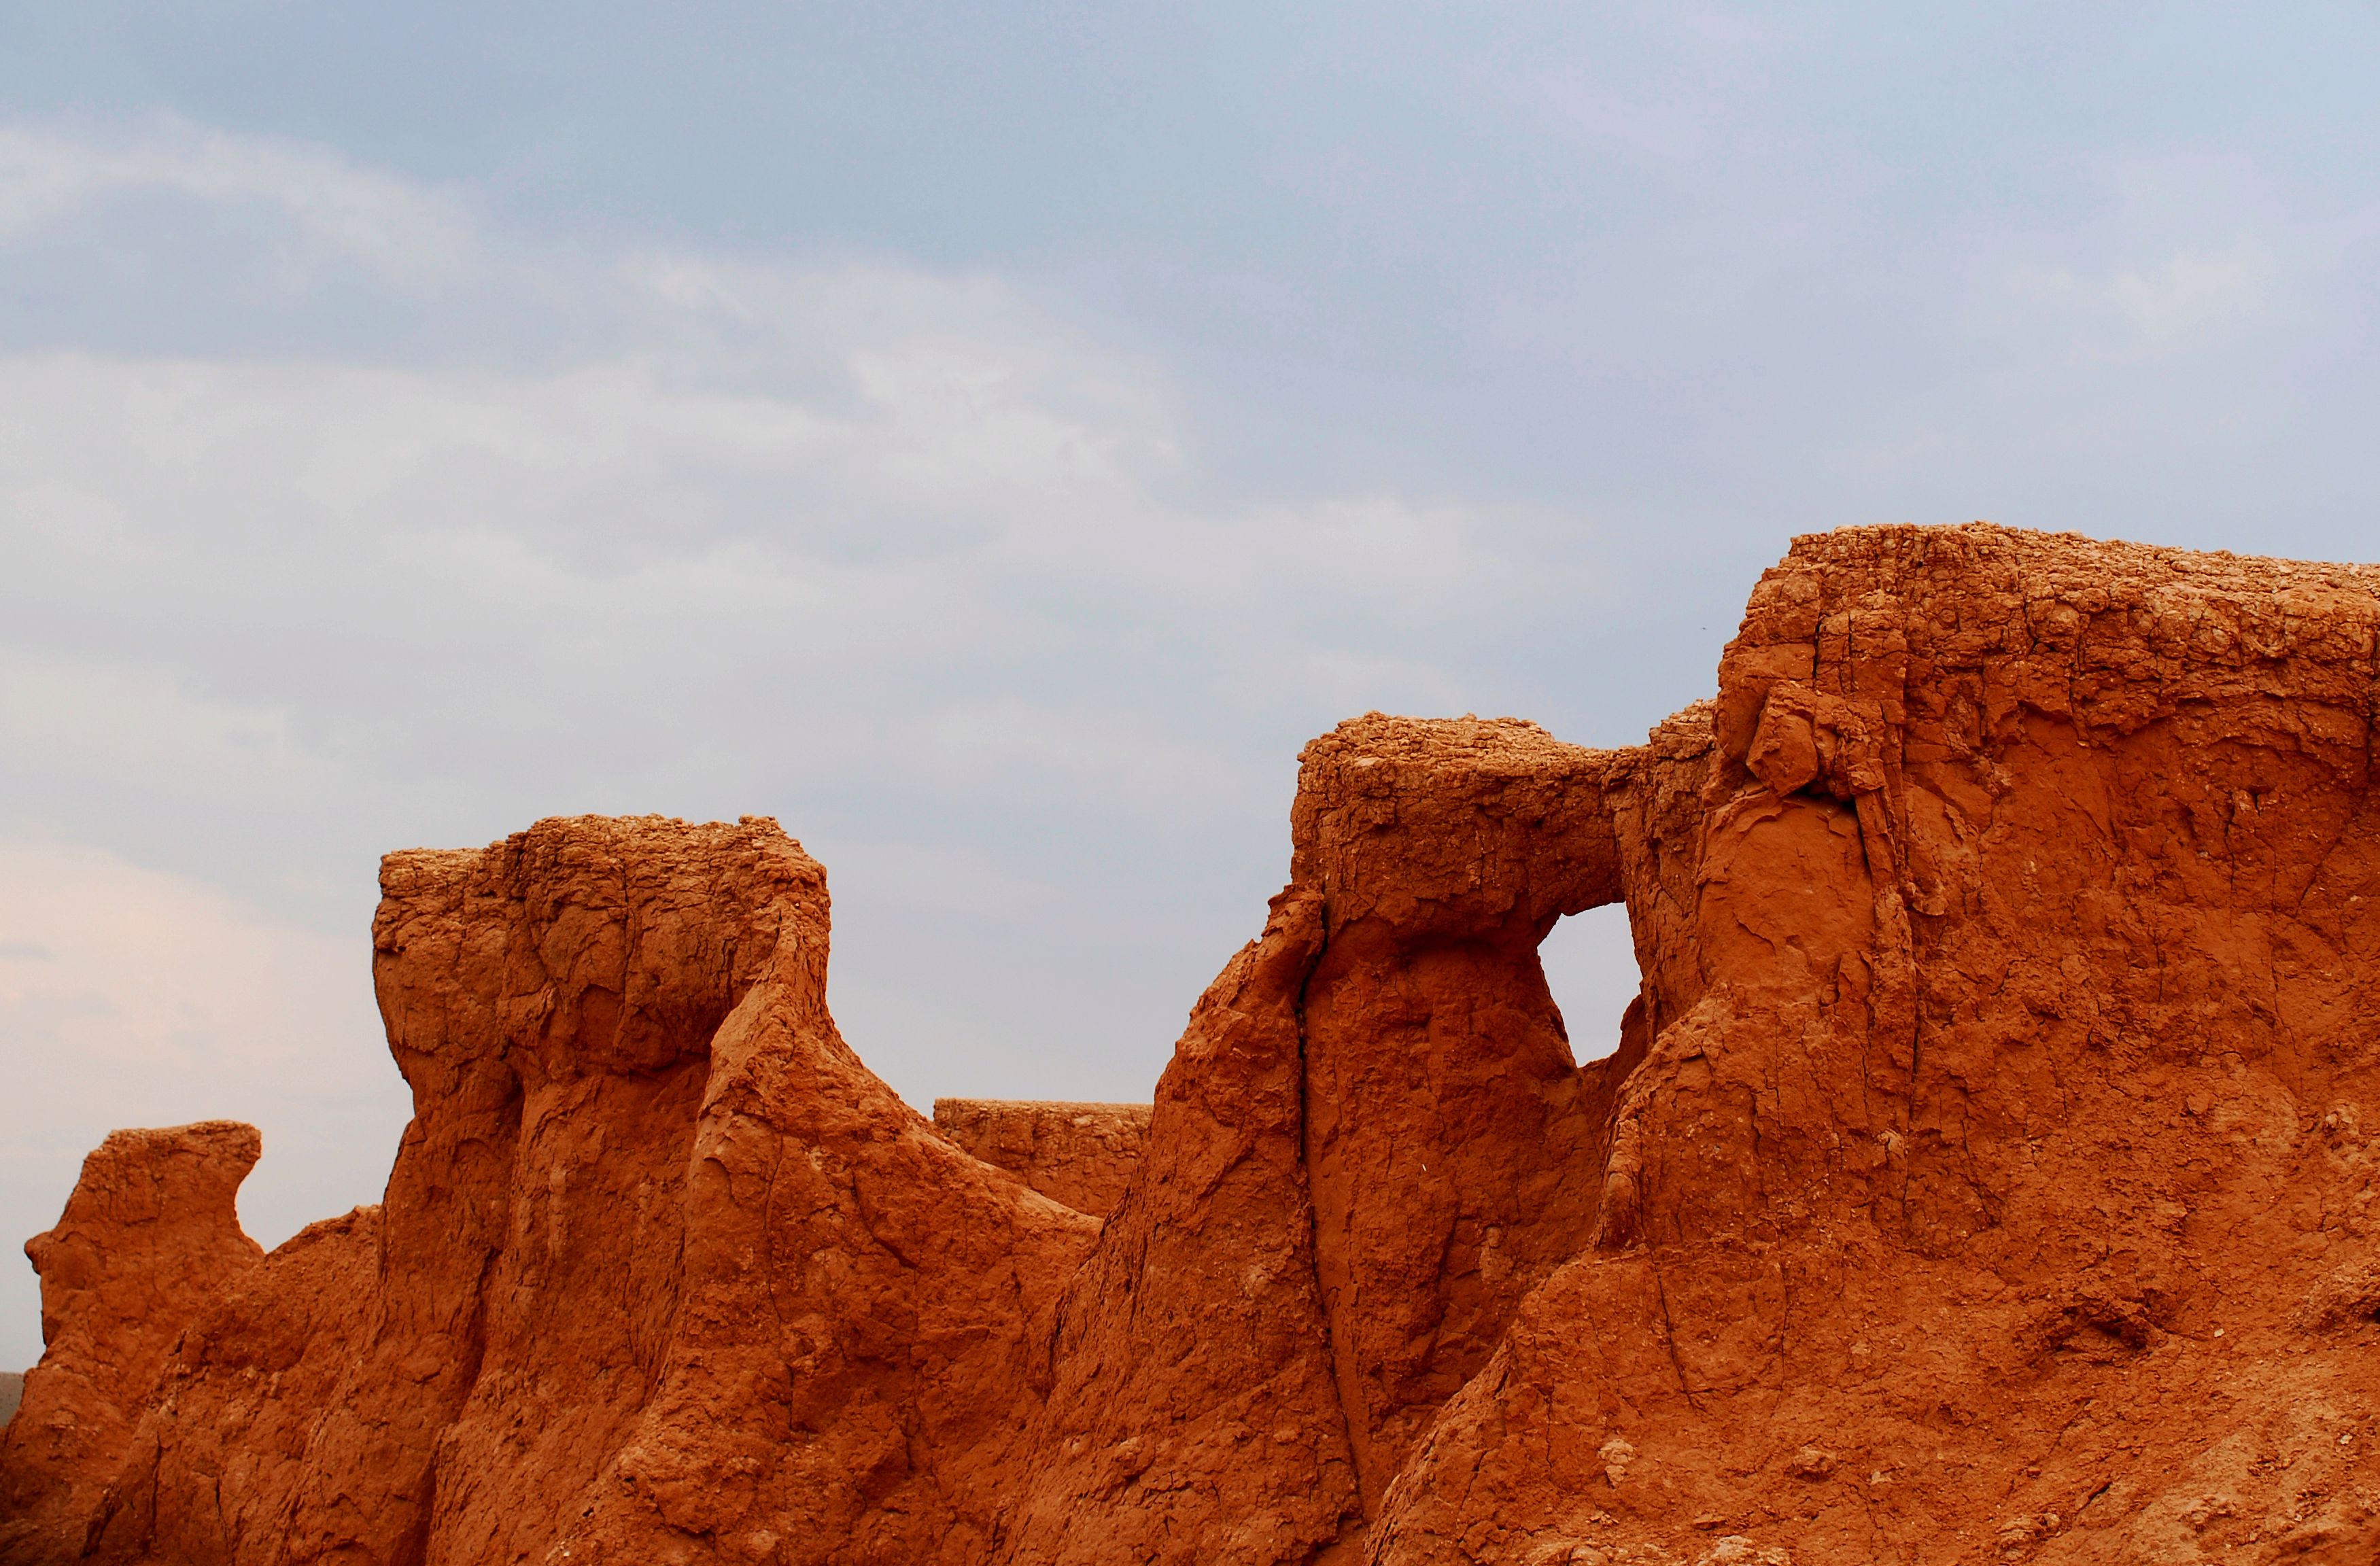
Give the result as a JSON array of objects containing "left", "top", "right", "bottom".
[{"left": 4, "top": 523, "right": 2379, "bottom": 1564}]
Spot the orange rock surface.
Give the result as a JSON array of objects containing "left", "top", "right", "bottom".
[
  {"left": 0, "top": 1121, "right": 263, "bottom": 1565},
  {"left": 931, "top": 1099, "right": 1150, "bottom": 1216},
  {"left": 13, "top": 523, "right": 2380, "bottom": 1565},
  {"left": 86, "top": 1204, "right": 381, "bottom": 1566},
  {"left": 75, "top": 816, "right": 1102, "bottom": 1566}
]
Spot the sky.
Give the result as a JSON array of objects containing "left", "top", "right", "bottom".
[{"left": 4, "top": 3, "right": 2380, "bottom": 1368}]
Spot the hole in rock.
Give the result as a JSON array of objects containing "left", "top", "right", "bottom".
[{"left": 1538, "top": 902, "right": 1642, "bottom": 1064}]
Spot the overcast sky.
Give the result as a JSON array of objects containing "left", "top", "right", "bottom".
[{"left": 5, "top": 3, "right": 2380, "bottom": 1367}]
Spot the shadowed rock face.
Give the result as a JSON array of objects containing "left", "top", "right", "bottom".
[
  {"left": 16, "top": 523, "right": 2380, "bottom": 1565},
  {"left": 0, "top": 1121, "right": 263, "bottom": 1566}
]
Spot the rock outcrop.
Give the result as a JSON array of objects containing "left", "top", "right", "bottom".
[
  {"left": 931, "top": 1100, "right": 1150, "bottom": 1216},
  {"left": 1364, "top": 527, "right": 2380, "bottom": 1564},
  {"left": 77, "top": 816, "right": 1102, "bottom": 1566},
  {"left": 0, "top": 1121, "right": 264, "bottom": 1565},
  {"left": 14, "top": 523, "right": 2380, "bottom": 1565}
]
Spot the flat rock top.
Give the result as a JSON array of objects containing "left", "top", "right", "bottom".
[
  {"left": 1303, "top": 712, "right": 1636, "bottom": 778},
  {"left": 933, "top": 1098, "right": 1150, "bottom": 1124},
  {"left": 932, "top": 1099, "right": 1151, "bottom": 1217}
]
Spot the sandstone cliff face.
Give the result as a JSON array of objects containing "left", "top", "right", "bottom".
[
  {"left": 16, "top": 523, "right": 2380, "bottom": 1566},
  {"left": 1366, "top": 527, "right": 2380, "bottom": 1563},
  {"left": 80, "top": 816, "right": 1100, "bottom": 1566},
  {"left": 999, "top": 882, "right": 1364, "bottom": 1563},
  {"left": 930, "top": 1100, "right": 1150, "bottom": 1217},
  {"left": 0, "top": 1121, "right": 264, "bottom": 1566},
  {"left": 88, "top": 1204, "right": 381, "bottom": 1566}
]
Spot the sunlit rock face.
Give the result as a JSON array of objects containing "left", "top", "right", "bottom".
[{"left": 16, "top": 523, "right": 2380, "bottom": 1565}]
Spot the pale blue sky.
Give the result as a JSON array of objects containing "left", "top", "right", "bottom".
[{"left": 4, "top": 3, "right": 2379, "bottom": 1363}]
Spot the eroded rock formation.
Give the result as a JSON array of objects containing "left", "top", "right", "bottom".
[
  {"left": 90, "top": 1204, "right": 381, "bottom": 1566},
  {"left": 0, "top": 1121, "right": 264, "bottom": 1565},
  {"left": 76, "top": 817, "right": 1105, "bottom": 1566},
  {"left": 12, "top": 523, "right": 2380, "bottom": 1565}
]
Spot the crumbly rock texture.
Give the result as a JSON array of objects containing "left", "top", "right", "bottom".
[
  {"left": 9, "top": 522, "right": 2380, "bottom": 1565},
  {"left": 0, "top": 1121, "right": 263, "bottom": 1565},
  {"left": 931, "top": 1099, "right": 1150, "bottom": 1217}
]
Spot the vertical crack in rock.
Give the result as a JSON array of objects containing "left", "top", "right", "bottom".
[
  {"left": 997, "top": 882, "right": 1358, "bottom": 1566},
  {"left": 1291, "top": 878, "right": 1367, "bottom": 1562}
]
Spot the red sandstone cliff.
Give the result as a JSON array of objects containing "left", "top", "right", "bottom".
[{"left": 12, "top": 523, "right": 2380, "bottom": 1565}]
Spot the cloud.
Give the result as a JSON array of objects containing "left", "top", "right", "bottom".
[
  {"left": 0, "top": 118, "right": 476, "bottom": 287},
  {"left": 1999, "top": 239, "right": 2282, "bottom": 360},
  {"left": 1969, "top": 152, "right": 2340, "bottom": 370},
  {"left": 0, "top": 647, "right": 324, "bottom": 795},
  {"left": 0, "top": 317, "right": 1552, "bottom": 837}
]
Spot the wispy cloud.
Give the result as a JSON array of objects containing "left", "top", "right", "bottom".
[
  {"left": 0, "top": 118, "right": 477, "bottom": 285},
  {"left": 2000, "top": 239, "right": 2283, "bottom": 360}
]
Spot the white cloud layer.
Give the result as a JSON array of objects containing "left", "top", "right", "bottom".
[{"left": 0, "top": 118, "right": 475, "bottom": 283}]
